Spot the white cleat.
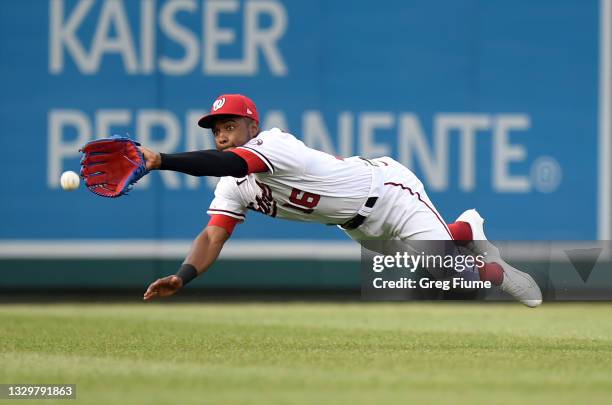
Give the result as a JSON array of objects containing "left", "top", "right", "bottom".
[{"left": 455, "top": 209, "right": 543, "bottom": 308}]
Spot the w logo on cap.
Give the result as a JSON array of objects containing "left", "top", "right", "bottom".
[
  {"left": 198, "top": 94, "right": 259, "bottom": 129},
  {"left": 213, "top": 97, "right": 226, "bottom": 111}
]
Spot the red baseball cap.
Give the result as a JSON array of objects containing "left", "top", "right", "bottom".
[{"left": 197, "top": 94, "right": 259, "bottom": 129}]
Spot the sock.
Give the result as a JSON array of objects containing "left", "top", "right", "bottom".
[
  {"left": 448, "top": 221, "right": 473, "bottom": 244},
  {"left": 478, "top": 262, "right": 504, "bottom": 286}
]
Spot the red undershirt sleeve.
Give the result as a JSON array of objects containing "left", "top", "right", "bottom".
[
  {"left": 207, "top": 214, "right": 241, "bottom": 235},
  {"left": 229, "top": 148, "right": 269, "bottom": 174}
]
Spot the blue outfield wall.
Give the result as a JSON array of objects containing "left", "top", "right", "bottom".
[{"left": 0, "top": 0, "right": 605, "bottom": 270}]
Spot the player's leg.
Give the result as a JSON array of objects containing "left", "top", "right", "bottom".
[
  {"left": 342, "top": 176, "right": 483, "bottom": 297},
  {"left": 379, "top": 176, "right": 487, "bottom": 284},
  {"left": 451, "top": 209, "right": 543, "bottom": 307},
  {"left": 376, "top": 159, "right": 541, "bottom": 305}
]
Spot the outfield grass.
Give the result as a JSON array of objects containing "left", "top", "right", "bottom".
[{"left": 1, "top": 302, "right": 611, "bottom": 404}]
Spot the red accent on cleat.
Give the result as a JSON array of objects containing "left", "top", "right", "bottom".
[
  {"left": 478, "top": 262, "right": 504, "bottom": 286},
  {"left": 448, "top": 221, "right": 473, "bottom": 244}
]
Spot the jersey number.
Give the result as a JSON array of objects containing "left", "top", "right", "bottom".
[{"left": 283, "top": 188, "right": 321, "bottom": 214}]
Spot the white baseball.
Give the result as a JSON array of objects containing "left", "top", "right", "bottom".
[{"left": 60, "top": 170, "right": 80, "bottom": 191}]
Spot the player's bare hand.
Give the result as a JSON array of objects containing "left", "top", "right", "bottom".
[
  {"left": 143, "top": 275, "right": 183, "bottom": 301},
  {"left": 139, "top": 145, "right": 162, "bottom": 170}
]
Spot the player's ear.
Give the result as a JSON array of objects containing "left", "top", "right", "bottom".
[{"left": 247, "top": 118, "right": 259, "bottom": 137}]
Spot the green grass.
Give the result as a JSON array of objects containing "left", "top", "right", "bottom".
[{"left": 1, "top": 303, "right": 612, "bottom": 404}]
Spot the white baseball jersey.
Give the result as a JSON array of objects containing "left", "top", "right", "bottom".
[{"left": 207, "top": 128, "right": 375, "bottom": 225}]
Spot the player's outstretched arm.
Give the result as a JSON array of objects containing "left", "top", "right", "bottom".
[
  {"left": 138, "top": 145, "right": 249, "bottom": 177},
  {"left": 142, "top": 225, "right": 231, "bottom": 301}
]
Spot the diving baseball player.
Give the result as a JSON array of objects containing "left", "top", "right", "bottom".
[{"left": 104, "top": 94, "right": 541, "bottom": 306}]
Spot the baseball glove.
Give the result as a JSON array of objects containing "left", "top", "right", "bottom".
[{"left": 79, "top": 135, "right": 149, "bottom": 198}]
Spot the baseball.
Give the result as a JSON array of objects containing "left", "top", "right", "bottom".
[{"left": 60, "top": 170, "right": 80, "bottom": 191}]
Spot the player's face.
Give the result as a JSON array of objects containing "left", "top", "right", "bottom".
[{"left": 211, "top": 117, "right": 258, "bottom": 151}]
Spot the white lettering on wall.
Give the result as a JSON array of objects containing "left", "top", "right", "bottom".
[{"left": 49, "top": 0, "right": 288, "bottom": 76}]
